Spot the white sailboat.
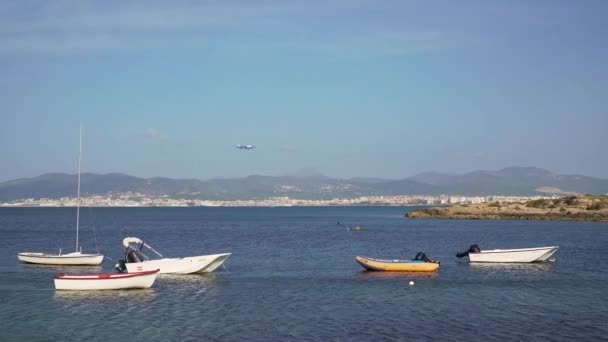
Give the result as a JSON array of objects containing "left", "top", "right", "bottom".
[{"left": 18, "top": 124, "right": 104, "bottom": 266}]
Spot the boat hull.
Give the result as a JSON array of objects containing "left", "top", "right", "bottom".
[
  {"left": 469, "top": 246, "right": 558, "bottom": 263},
  {"left": 54, "top": 270, "right": 159, "bottom": 290},
  {"left": 18, "top": 252, "right": 104, "bottom": 266},
  {"left": 356, "top": 256, "right": 440, "bottom": 272},
  {"left": 125, "top": 253, "right": 231, "bottom": 274}
]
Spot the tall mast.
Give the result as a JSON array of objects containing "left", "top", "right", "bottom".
[{"left": 76, "top": 122, "right": 82, "bottom": 252}]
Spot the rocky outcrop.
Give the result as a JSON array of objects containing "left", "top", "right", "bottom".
[{"left": 406, "top": 195, "right": 608, "bottom": 222}]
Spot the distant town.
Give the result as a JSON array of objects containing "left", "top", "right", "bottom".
[{"left": 0, "top": 192, "right": 556, "bottom": 207}]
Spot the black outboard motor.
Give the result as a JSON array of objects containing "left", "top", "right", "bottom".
[
  {"left": 115, "top": 259, "right": 127, "bottom": 273},
  {"left": 414, "top": 252, "right": 430, "bottom": 262},
  {"left": 413, "top": 252, "right": 440, "bottom": 265},
  {"left": 456, "top": 244, "right": 481, "bottom": 258}
]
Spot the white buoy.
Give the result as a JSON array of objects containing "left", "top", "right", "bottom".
[{"left": 409, "top": 281, "right": 415, "bottom": 286}]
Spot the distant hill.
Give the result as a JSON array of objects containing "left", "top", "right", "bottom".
[
  {"left": 1, "top": 166, "right": 607, "bottom": 201},
  {"left": 408, "top": 167, "right": 608, "bottom": 196}
]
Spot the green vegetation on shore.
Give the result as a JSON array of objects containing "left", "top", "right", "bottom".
[{"left": 405, "top": 195, "right": 608, "bottom": 222}]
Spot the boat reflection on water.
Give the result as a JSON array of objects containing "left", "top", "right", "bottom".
[
  {"left": 53, "top": 288, "right": 157, "bottom": 302},
  {"left": 158, "top": 272, "right": 224, "bottom": 284},
  {"left": 20, "top": 263, "right": 103, "bottom": 273},
  {"left": 468, "top": 262, "right": 555, "bottom": 273},
  {"left": 156, "top": 273, "right": 226, "bottom": 298},
  {"left": 356, "top": 271, "right": 439, "bottom": 281}
]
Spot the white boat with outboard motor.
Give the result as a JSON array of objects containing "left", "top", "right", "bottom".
[
  {"left": 115, "top": 237, "right": 231, "bottom": 274},
  {"left": 456, "top": 244, "right": 558, "bottom": 263},
  {"left": 54, "top": 269, "right": 159, "bottom": 290},
  {"left": 17, "top": 124, "right": 103, "bottom": 266}
]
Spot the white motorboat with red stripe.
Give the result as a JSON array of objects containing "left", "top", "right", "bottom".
[
  {"left": 116, "top": 237, "right": 231, "bottom": 274},
  {"left": 54, "top": 269, "right": 159, "bottom": 290}
]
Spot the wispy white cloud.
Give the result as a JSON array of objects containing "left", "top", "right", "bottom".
[
  {"left": 0, "top": 1, "right": 467, "bottom": 56},
  {"left": 232, "top": 31, "right": 466, "bottom": 57},
  {"left": 0, "top": 1, "right": 290, "bottom": 54},
  {"left": 0, "top": 1, "right": 287, "bottom": 33},
  {"left": 140, "top": 128, "right": 167, "bottom": 140}
]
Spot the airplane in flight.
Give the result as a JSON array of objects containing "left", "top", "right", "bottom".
[{"left": 236, "top": 144, "right": 256, "bottom": 150}]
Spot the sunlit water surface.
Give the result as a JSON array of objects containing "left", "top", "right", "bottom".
[{"left": 1, "top": 207, "right": 606, "bottom": 341}]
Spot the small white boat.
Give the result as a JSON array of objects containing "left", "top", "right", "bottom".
[
  {"left": 116, "top": 237, "right": 231, "bottom": 274},
  {"left": 457, "top": 244, "right": 559, "bottom": 263},
  {"left": 54, "top": 270, "right": 159, "bottom": 290},
  {"left": 18, "top": 124, "right": 104, "bottom": 266},
  {"left": 18, "top": 252, "right": 103, "bottom": 265}
]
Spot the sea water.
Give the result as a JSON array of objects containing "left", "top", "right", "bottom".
[{"left": 0, "top": 207, "right": 606, "bottom": 341}]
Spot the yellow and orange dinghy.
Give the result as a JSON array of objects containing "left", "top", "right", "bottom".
[{"left": 356, "top": 252, "right": 440, "bottom": 272}]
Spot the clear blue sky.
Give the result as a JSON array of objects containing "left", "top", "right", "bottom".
[{"left": 1, "top": 1, "right": 606, "bottom": 181}]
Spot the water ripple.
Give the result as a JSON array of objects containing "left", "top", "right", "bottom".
[{"left": 0, "top": 207, "right": 607, "bottom": 341}]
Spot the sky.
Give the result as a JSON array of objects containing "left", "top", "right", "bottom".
[{"left": 0, "top": 0, "right": 607, "bottom": 181}]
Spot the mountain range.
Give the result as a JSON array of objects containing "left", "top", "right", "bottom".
[{"left": 1, "top": 167, "right": 607, "bottom": 202}]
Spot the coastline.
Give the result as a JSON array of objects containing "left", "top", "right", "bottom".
[
  {"left": 0, "top": 194, "right": 547, "bottom": 208},
  {"left": 405, "top": 195, "right": 608, "bottom": 222},
  {"left": 0, "top": 204, "right": 424, "bottom": 208}
]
